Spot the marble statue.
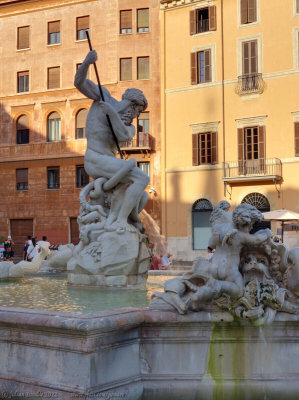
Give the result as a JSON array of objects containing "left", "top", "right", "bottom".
[
  {"left": 150, "top": 202, "right": 299, "bottom": 324},
  {"left": 67, "top": 50, "right": 150, "bottom": 287},
  {"left": 0, "top": 241, "right": 50, "bottom": 279}
]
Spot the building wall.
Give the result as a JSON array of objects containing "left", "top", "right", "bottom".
[
  {"left": 0, "top": 0, "right": 161, "bottom": 248},
  {"left": 161, "top": 0, "right": 299, "bottom": 260}
]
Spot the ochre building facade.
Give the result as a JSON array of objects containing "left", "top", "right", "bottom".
[
  {"left": 0, "top": 0, "right": 161, "bottom": 254},
  {"left": 160, "top": 0, "right": 299, "bottom": 260}
]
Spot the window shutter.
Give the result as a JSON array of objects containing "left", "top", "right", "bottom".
[
  {"left": 120, "top": 58, "right": 132, "bottom": 81},
  {"left": 240, "top": 0, "right": 248, "bottom": 24},
  {"left": 191, "top": 52, "right": 198, "bottom": 84},
  {"left": 248, "top": 0, "right": 257, "bottom": 23},
  {"left": 48, "top": 67, "right": 60, "bottom": 89},
  {"left": 238, "top": 128, "right": 245, "bottom": 174},
  {"left": 295, "top": 122, "right": 299, "bottom": 156},
  {"left": 209, "top": 6, "right": 217, "bottom": 31},
  {"left": 192, "top": 134, "right": 199, "bottom": 166},
  {"left": 242, "top": 41, "right": 250, "bottom": 75},
  {"left": 16, "top": 169, "right": 28, "bottom": 184},
  {"left": 297, "top": 0, "right": 299, "bottom": 14},
  {"left": 120, "top": 10, "right": 132, "bottom": 29},
  {"left": 48, "top": 21, "right": 60, "bottom": 33},
  {"left": 137, "top": 57, "right": 150, "bottom": 80},
  {"left": 137, "top": 9, "right": 149, "bottom": 28},
  {"left": 204, "top": 49, "right": 211, "bottom": 82},
  {"left": 190, "top": 10, "right": 196, "bottom": 35},
  {"left": 17, "top": 26, "right": 29, "bottom": 49},
  {"left": 258, "top": 125, "right": 265, "bottom": 172},
  {"left": 77, "top": 16, "right": 89, "bottom": 31},
  {"left": 250, "top": 40, "right": 258, "bottom": 73},
  {"left": 211, "top": 132, "right": 217, "bottom": 164}
]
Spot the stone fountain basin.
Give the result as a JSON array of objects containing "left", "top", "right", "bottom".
[{"left": 0, "top": 306, "right": 299, "bottom": 399}]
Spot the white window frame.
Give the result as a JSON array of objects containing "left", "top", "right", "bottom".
[
  {"left": 294, "top": 0, "right": 299, "bottom": 16},
  {"left": 293, "top": 27, "right": 299, "bottom": 69}
]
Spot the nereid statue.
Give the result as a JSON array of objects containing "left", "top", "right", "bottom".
[
  {"left": 67, "top": 50, "right": 150, "bottom": 287},
  {"left": 150, "top": 201, "right": 299, "bottom": 324}
]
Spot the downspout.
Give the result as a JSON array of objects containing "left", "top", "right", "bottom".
[{"left": 221, "top": 0, "right": 226, "bottom": 196}]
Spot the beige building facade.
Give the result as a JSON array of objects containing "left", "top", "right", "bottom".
[
  {"left": 0, "top": 0, "right": 161, "bottom": 255},
  {"left": 160, "top": 0, "right": 299, "bottom": 261}
]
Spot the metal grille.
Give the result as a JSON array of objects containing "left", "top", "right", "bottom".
[
  {"left": 241, "top": 192, "right": 270, "bottom": 211},
  {"left": 192, "top": 199, "right": 213, "bottom": 211}
]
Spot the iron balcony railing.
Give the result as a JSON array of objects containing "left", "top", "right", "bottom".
[
  {"left": 223, "top": 158, "right": 282, "bottom": 179},
  {"left": 120, "top": 132, "right": 152, "bottom": 149},
  {"left": 235, "top": 73, "right": 265, "bottom": 95}
]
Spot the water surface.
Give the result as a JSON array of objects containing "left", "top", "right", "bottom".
[{"left": 0, "top": 275, "right": 168, "bottom": 313}]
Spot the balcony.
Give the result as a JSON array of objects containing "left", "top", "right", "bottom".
[
  {"left": 223, "top": 158, "right": 282, "bottom": 184},
  {"left": 235, "top": 73, "right": 265, "bottom": 95},
  {"left": 120, "top": 132, "right": 152, "bottom": 155}
]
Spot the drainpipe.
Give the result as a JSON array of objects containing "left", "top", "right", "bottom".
[{"left": 221, "top": 0, "right": 226, "bottom": 197}]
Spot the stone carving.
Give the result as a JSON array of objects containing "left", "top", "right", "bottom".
[
  {"left": 46, "top": 244, "right": 75, "bottom": 271},
  {"left": 0, "top": 241, "right": 50, "bottom": 279},
  {"left": 67, "top": 50, "right": 150, "bottom": 287},
  {"left": 150, "top": 202, "right": 299, "bottom": 324}
]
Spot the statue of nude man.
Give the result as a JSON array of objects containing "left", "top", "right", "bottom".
[{"left": 74, "top": 50, "right": 149, "bottom": 233}]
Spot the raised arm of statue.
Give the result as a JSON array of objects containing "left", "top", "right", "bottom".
[{"left": 74, "top": 50, "right": 101, "bottom": 100}]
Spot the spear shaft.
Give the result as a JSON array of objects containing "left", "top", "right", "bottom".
[{"left": 85, "top": 31, "right": 124, "bottom": 159}]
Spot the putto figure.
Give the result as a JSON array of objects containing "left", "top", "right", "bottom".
[
  {"left": 150, "top": 201, "right": 299, "bottom": 323},
  {"left": 74, "top": 50, "right": 149, "bottom": 234}
]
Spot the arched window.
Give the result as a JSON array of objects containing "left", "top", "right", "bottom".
[
  {"left": 76, "top": 108, "right": 88, "bottom": 139},
  {"left": 241, "top": 192, "right": 270, "bottom": 233},
  {"left": 16, "top": 115, "right": 29, "bottom": 144},
  {"left": 47, "top": 112, "right": 61, "bottom": 142},
  {"left": 192, "top": 199, "right": 213, "bottom": 250}
]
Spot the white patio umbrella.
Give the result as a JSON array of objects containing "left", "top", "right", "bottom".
[{"left": 262, "top": 209, "right": 299, "bottom": 243}]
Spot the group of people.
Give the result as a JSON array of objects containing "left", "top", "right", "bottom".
[
  {"left": 23, "top": 235, "right": 47, "bottom": 261},
  {"left": 149, "top": 243, "right": 172, "bottom": 270}
]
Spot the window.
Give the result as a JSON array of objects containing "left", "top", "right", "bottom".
[
  {"left": 241, "top": 40, "right": 258, "bottom": 90},
  {"left": 17, "top": 26, "right": 30, "bottom": 50},
  {"left": 297, "top": 0, "right": 299, "bottom": 14},
  {"left": 190, "top": 6, "right": 216, "bottom": 35},
  {"left": 240, "top": 0, "right": 257, "bottom": 24},
  {"left": 137, "top": 57, "right": 149, "bottom": 80},
  {"left": 192, "top": 199, "right": 213, "bottom": 250},
  {"left": 48, "top": 21, "right": 60, "bottom": 45},
  {"left": 76, "top": 16, "right": 89, "bottom": 40},
  {"left": 76, "top": 165, "right": 89, "bottom": 187},
  {"left": 191, "top": 49, "right": 211, "bottom": 84},
  {"left": 120, "top": 58, "right": 132, "bottom": 81},
  {"left": 192, "top": 132, "right": 217, "bottom": 166},
  {"left": 16, "top": 115, "right": 29, "bottom": 144},
  {"left": 237, "top": 126, "right": 265, "bottom": 174},
  {"left": 120, "top": 10, "right": 132, "bottom": 34},
  {"left": 17, "top": 71, "right": 29, "bottom": 93},
  {"left": 137, "top": 9, "right": 149, "bottom": 33},
  {"left": 47, "top": 167, "right": 60, "bottom": 189},
  {"left": 16, "top": 169, "right": 28, "bottom": 191},
  {"left": 76, "top": 109, "right": 88, "bottom": 139},
  {"left": 138, "top": 162, "right": 150, "bottom": 177},
  {"left": 48, "top": 66, "right": 60, "bottom": 89},
  {"left": 137, "top": 112, "right": 149, "bottom": 134},
  {"left": 47, "top": 112, "right": 61, "bottom": 142}
]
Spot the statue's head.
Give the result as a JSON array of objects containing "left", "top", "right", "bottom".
[
  {"left": 232, "top": 203, "right": 263, "bottom": 231},
  {"left": 118, "top": 89, "right": 148, "bottom": 125}
]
